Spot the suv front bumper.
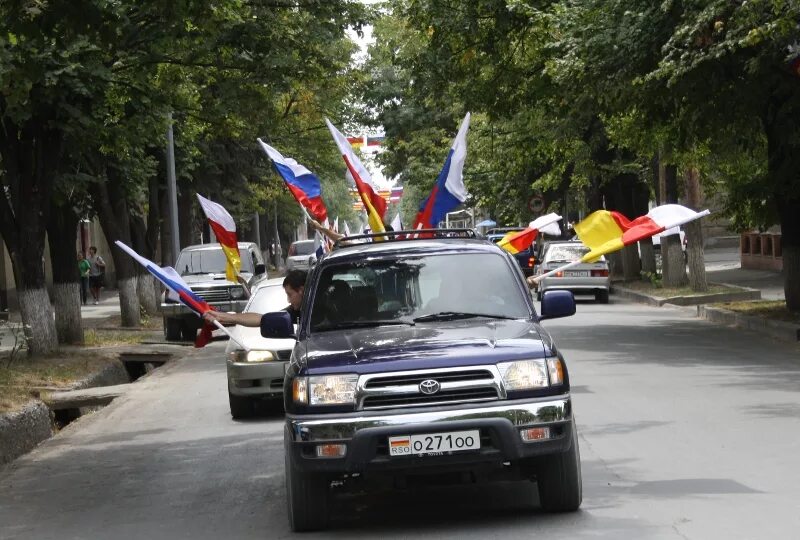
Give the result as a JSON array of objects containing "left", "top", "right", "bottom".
[
  {"left": 160, "top": 300, "right": 248, "bottom": 317},
  {"left": 285, "top": 395, "right": 573, "bottom": 474}
]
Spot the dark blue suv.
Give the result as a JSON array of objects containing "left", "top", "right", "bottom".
[{"left": 263, "top": 230, "right": 581, "bottom": 531}]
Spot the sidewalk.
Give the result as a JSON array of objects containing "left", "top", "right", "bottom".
[
  {"left": 1, "top": 291, "right": 122, "bottom": 355},
  {"left": 704, "top": 247, "right": 785, "bottom": 301}
]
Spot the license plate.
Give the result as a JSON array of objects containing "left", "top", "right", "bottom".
[
  {"left": 388, "top": 430, "right": 480, "bottom": 457},
  {"left": 565, "top": 271, "right": 589, "bottom": 277}
]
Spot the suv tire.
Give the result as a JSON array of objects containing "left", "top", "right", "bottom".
[
  {"left": 595, "top": 290, "right": 609, "bottom": 304},
  {"left": 537, "top": 419, "right": 582, "bottom": 512},
  {"left": 164, "top": 317, "right": 182, "bottom": 341},
  {"left": 285, "top": 433, "right": 329, "bottom": 531},
  {"left": 229, "top": 391, "right": 254, "bottom": 419}
]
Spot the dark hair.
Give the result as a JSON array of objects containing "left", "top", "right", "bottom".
[
  {"left": 283, "top": 270, "right": 307, "bottom": 290},
  {"left": 384, "top": 224, "right": 395, "bottom": 232},
  {"left": 89, "top": 246, "right": 97, "bottom": 253}
]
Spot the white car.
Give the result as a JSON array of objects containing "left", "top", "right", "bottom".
[
  {"left": 225, "top": 278, "right": 295, "bottom": 418},
  {"left": 286, "top": 239, "right": 317, "bottom": 271},
  {"left": 535, "top": 241, "right": 611, "bottom": 303}
]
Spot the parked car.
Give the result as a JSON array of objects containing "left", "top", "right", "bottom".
[
  {"left": 161, "top": 242, "right": 268, "bottom": 341},
  {"left": 486, "top": 227, "right": 536, "bottom": 276},
  {"left": 535, "top": 240, "right": 610, "bottom": 303},
  {"left": 225, "top": 278, "right": 295, "bottom": 418},
  {"left": 264, "top": 230, "right": 581, "bottom": 531},
  {"left": 286, "top": 239, "right": 317, "bottom": 271}
]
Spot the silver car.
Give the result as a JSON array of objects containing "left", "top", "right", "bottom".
[
  {"left": 286, "top": 239, "right": 317, "bottom": 271},
  {"left": 225, "top": 278, "right": 296, "bottom": 418},
  {"left": 535, "top": 241, "right": 610, "bottom": 303}
]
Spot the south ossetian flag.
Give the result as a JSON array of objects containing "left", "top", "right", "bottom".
[
  {"left": 498, "top": 213, "right": 562, "bottom": 254},
  {"left": 257, "top": 139, "right": 329, "bottom": 222},
  {"left": 325, "top": 119, "right": 387, "bottom": 234},
  {"left": 413, "top": 113, "right": 470, "bottom": 230},
  {"left": 196, "top": 194, "right": 241, "bottom": 283},
  {"left": 574, "top": 204, "right": 710, "bottom": 262}
]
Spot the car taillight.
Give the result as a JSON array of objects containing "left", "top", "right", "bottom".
[
  {"left": 591, "top": 269, "right": 609, "bottom": 277},
  {"left": 528, "top": 257, "right": 535, "bottom": 268}
]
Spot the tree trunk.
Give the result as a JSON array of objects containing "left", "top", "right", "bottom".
[
  {"left": 130, "top": 214, "right": 160, "bottom": 316},
  {"left": 91, "top": 169, "right": 140, "bottom": 327},
  {"left": 640, "top": 238, "right": 657, "bottom": 274},
  {"left": 621, "top": 244, "right": 640, "bottom": 281},
  {"left": 684, "top": 220, "right": 708, "bottom": 292},
  {"left": 47, "top": 203, "right": 84, "bottom": 344},
  {"left": 0, "top": 118, "right": 62, "bottom": 356},
  {"left": 777, "top": 197, "right": 800, "bottom": 311},
  {"left": 662, "top": 235, "right": 688, "bottom": 287},
  {"left": 607, "top": 251, "right": 623, "bottom": 278},
  {"left": 683, "top": 167, "right": 708, "bottom": 292},
  {"left": 273, "top": 201, "right": 285, "bottom": 271}
]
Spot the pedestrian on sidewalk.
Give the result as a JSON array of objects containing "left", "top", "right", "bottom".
[
  {"left": 87, "top": 246, "right": 106, "bottom": 305},
  {"left": 78, "top": 251, "right": 91, "bottom": 306}
]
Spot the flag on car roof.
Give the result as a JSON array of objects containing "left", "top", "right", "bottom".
[
  {"left": 257, "top": 139, "right": 329, "bottom": 222},
  {"left": 115, "top": 241, "right": 216, "bottom": 347},
  {"left": 498, "top": 213, "right": 562, "bottom": 254},
  {"left": 574, "top": 204, "right": 710, "bottom": 262},
  {"left": 326, "top": 119, "right": 386, "bottom": 235},
  {"left": 413, "top": 113, "right": 471, "bottom": 230},
  {"left": 196, "top": 195, "right": 241, "bottom": 283}
]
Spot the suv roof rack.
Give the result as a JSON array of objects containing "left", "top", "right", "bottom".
[{"left": 332, "top": 228, "right": 477, "bottom": 249}]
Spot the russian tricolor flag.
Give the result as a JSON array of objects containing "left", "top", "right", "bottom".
[
  {"left": 115, "top": 241, "right": 217, "bottom": 347},
  {"left": 413, "top": 113, "right": 471, "bottom": 229},
  {"left": 257, "top": 139, "right": 328, "bottom": 222}
]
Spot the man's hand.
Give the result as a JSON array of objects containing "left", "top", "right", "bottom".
[
  {"left": 526, "top": 275, "right": 538, "bottom": 289},
  {"left": 203, "top": 310, "right": 235, "bottom": 325}
]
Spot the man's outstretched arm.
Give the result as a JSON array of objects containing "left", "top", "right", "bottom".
[{"left": 203, "top": 311, "right": 263, "bottom": 327}]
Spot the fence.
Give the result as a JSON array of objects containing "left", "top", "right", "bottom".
[{"left": 740, "top": 232, "right": 782, "bottom": 271}]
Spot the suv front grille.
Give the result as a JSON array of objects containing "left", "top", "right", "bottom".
[
  {"left": 193, "top": 288, "right": 231, "bottom": 303},
  {"left": 357, "top": 366, "right": 505, "bottom": 411},
  {"left": 363, "top": 387, "right": 498, "bottom": 409},
  {"left": 365, "top": 370, "right": 493, "bottom": 389}
]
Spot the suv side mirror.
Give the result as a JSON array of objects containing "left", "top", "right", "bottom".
[
  {"left": 254, "top": 263, "right": 266, "bottom": 275},
  {"left": 261, "top": 311, "right": 295, "bottom": 338},
  {"left": 539, "top": 290, "right": 576, "bottom": 320}
]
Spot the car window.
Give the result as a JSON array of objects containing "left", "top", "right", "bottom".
[
  {"left": 542, "top": 245, "right": 606, "bottom": 263},
  {"left": 246, "top": 284, "right": 287, "bottom": 313},
  {"left": 176, "top": 248, "right": 255, "bottom": 275},
  {"left": 290, "top": 241, "right": 316, "bottom": 256},
  {"left": 309, "top": 253, "right": 529, "bottom": 331}
]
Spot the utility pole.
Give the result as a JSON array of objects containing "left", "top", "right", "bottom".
[{"left": 166, "top": 112, "right": 180, "bottom": 264}]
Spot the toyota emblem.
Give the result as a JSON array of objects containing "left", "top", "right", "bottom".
[{"left": 419, "top": 379, "right": 440, "bottom": 395}]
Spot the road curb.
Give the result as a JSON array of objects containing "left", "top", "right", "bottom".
[
  {"left": 697, "top": 305, "right": 800, "bottom": 344},
  {"left": 613, "top": 282, "right": 761, "bottom": 307},
  {"left": 0, "top": 358, "right": 129, "bottom": 467}
]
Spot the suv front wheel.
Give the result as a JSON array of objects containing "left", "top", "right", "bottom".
[
  {"left": 536, "top": 419, "right": 583, "bottom": 512},
  {"left": 284, "top": 434, "right": 330, "bottom": 531}
]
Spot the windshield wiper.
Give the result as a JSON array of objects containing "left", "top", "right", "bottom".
[
  {"left": 413, "top": 312, "right": 519, "bottom": 323},
  {"left": 314, "top": 320, "right": 415, "bottom": 331}
]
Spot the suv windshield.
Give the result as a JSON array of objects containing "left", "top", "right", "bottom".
[
  {"left": 176, "top": 248, "right": 255, "bottom": 275},
  {"left": 309, "top": 253, "right": 529, "bottom": 332}
]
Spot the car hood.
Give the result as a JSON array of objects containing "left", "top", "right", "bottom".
[
  {"left": 302, "top": 319, "right": 549, "bottom": 375},
  {"left": 224, "top": 325, "right": 295, "bottom": 354}
]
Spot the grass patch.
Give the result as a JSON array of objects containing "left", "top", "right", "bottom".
[
  {"left": 0, "top": 352, "right": 114, "bottom": 414},
  {"left": 622, "top": 280, "right": 735, "bottom": 298},
  {"left": 712, "top": 300, "right": 800, "bottom": 324},
  {"left": 84, "top": 329, "right": 149, "bottom": 346}
]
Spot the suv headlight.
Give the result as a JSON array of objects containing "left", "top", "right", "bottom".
[
  {"left": 228, "top": 350, "right": 274, "bottom": 363},
  {"left": 498, "top": 357, "right": 564, "bottom": 390},
  {"left": 292, "top": 375, "right": 358, "bottom": 405},
  {"left": 230, "top": 286, "right": 245, "bottom": 300}
]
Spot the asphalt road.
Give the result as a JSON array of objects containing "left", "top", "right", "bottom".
[{"left": 2, "top": 298, "right": 800, "bottom": 539}]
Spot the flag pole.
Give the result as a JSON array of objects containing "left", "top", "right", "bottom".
[
  {"left": 531, "top": 260, "right": 583, "bottom": 284},
  {"left": 210, "top": 319, "right": 248, "bottom": 351}
]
